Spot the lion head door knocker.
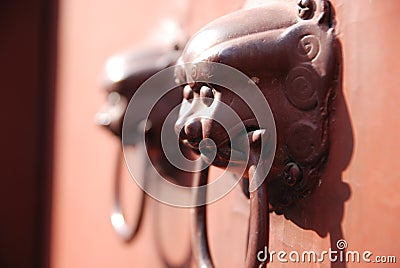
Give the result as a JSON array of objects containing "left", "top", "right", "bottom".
[
  {"left": 174, "top": 0, "right": 339, "bottom": 267},
  {"left": 95, "top": 20, "right": 191, "bottom": 242}
]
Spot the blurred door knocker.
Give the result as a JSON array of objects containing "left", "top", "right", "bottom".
[{"left": 95, "top": 20, "right": 188, "bottom": 242}]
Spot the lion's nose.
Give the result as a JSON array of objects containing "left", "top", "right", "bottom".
[{"left": 180, "top": 118, "right": 203, "bottom": 148}]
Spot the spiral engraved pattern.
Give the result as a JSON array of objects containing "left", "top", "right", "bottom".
[
  {"left": 298, "top": 35, "right": 321, "bottom": 61},
  {"left": 286, "top": 122, "right": 319, "bottom": 164},
  {"left": 285, "top": 65, "right": 319, "bottom": 110}
]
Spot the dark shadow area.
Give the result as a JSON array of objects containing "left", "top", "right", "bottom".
[
  {"left": 0, "top": 0, "right": 58, "bottom": 268},
  {"left": 281, "top": 39, "right": 353, "bottom": 268}
]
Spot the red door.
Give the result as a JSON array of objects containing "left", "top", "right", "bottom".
[{"left": 5, "top": 0, "right": 397, "bottom": 267}]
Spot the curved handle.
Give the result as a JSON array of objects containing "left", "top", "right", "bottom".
[
  {"left": 246, "top": 166, "right": 269, "bottom": 268},
  {"left": 110, "top": 148, "right": 146, "bottom": 242},
  {"left": 191, "top": 166, "right": 215, "bottom": 268},
  {"left": 192, "top": 165, "right": 269, "bottom": 268}
]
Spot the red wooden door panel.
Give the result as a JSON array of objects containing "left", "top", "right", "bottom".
[{"left": 50, "top": 0, "right": 400, "bottom": 268}]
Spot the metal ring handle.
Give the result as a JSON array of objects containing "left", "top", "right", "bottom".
[
  {"left": 192, "top": 165, "right": 269, "bottom": 268},
  {"left": 246, "top": 165, "right": 269, "bottom": 268},
  {"left": 110, "top": 148, "right": 146, "bottom": 242},
  {"left": 191, "top": 166, "right": 215, "bottom": 267}
]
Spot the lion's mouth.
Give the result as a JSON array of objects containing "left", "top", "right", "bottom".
[{"left": 182, "top": 120, "right": 259, "bottom": 168}]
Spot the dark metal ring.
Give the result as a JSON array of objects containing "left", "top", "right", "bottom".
[{"left": 192, "top": 165, "right": 269, "bottom": 268}]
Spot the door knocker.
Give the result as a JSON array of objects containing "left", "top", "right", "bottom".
[
  {"left": 95, "top": 20, "right": 189, "bottom": 242},
  {"left": 174, "top": 0, "right": 339, "bottom": 266}
]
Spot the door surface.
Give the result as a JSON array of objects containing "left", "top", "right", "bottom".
[{"left": 50, "top": 0, "right": 400, "bottom": 267}]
